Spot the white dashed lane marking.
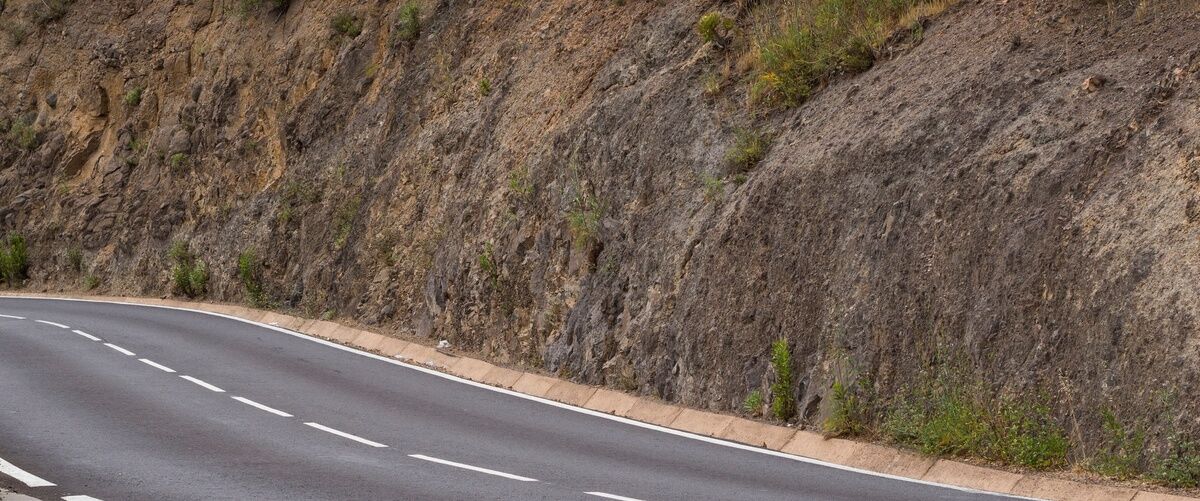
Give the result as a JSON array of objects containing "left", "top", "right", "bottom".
[
  {"left": 103, "top": 343, "right": 135, "bottom": 356},
  {"left": 139, "top": 359, "right": 176, "bottom": 373},
  {"left": 179, "top": 376, "right": 225, "bottom": 393},
  {"left": 0, "top": 456, "right": 55, "bottom": 487},
  {"left": 586, "top": 492, "right": 645, "bottom": 501},
  {"left": 34, "top": 320, "right": 69, "bottom": 329},
  {"left": 232, "top": 396, "right": 293, "bottom": 417},
  {"left": 72, "top": 329, "right": 101, "bottom": 341},
  {"left": 304, "top": 422, "right": 387, "bottom": 448},
  {"left": 0, "top": 314, "right": 26, "bottom": 319},
  {"left": 408, "top": 454, "right": 537, "bottom": 482}
]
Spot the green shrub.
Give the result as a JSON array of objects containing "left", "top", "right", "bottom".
[
  {"left": 884, "top": 371, "right": 1068, "bottom": 469},
  {"left": 7, "top": 118, "right": 38, "bottom": 151},
  {"left": 84, "top": 274, "right": 100, "bottom": 290},
  {"left": 697, "top": 12, "right": 733, "bottom": 45},
  {"left": 770, "top": 338, "right": 794, "bottom": 421},
  {"left": 749, "top": 0, "right": 950, "bottom": 106},
  {"left": 566, "top": 193, "right": 602, "bottom": 249},
  {"left": 824, "top": 380, "right": 865, "bottom": 436},
  {"left": 333, "top": 196, "right": 360, "bottom": 249},
  {"left": 330, "top": 12, "right": 362, "bottom": 37},
  {"left": 123, "top": 86, "right": 143, "bottom": 107},
  {"left": 1090, "top": 409, "right": 1146, "bottom": 479},
  {"left": 743, "top": 390, "right": 764, "bottom": 416},
  {"left": 478, "top": 242, "right": 498, "bottom": 286},
  {"left": 169, "top": 153, "right": 189, "bottom": 170},
  {"left": 238, "top": 249, "right": 268, "bottom": 307},
  {"left": 167, "top": 240, "right": 207, "bottom": 298},
  {"left": 1152, "top": 434, "right": 1200, "bottom": 488},
  {"left": 478, "top": 77, "right": 492, "bottom": 96},
  {"left": 0, "top": 234, "right": 29, "bottom": 287},
  {"left": 725, "top": 129, "right": 769, "bottom": 172},
  {"left": 701, "top": 174, "right": 725, "bottom": 202},
  {"left": 508, "top": 166, "right": 534, "bottom": 199},
  {"left": 393, "top": 3, "right": 421, "bottom": 44},
  {"left": 66, "top": 247, "right": 83, "bottom": 273}
]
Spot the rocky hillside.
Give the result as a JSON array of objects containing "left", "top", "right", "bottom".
[{"left": 2, "top": 0, "right": 1199, "bottom": 485}]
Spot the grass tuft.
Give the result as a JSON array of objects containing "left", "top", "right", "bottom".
[
  {"left": 770, "top": 339, "right": 795, "bottom": 421},
  {"left": 238, "top": 249, "right": 268, "bottom": 308},
  {"left": 0, "top": 234, "right": 29, "bottom": 287},
  {"left": 331, "top": 12, "right": 362, "bottom": 38},
  {"left": 393, "top": 3, "right": 421, "bottom": 44}
]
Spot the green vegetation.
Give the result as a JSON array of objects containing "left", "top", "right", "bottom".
[
  {"left": 1152, "top": 434, "right": 1200, "bottom": 488},
  {"left": 725, "top": 129, "right": 769, "bottom": 172},
  {"left": 701, "top": 174, "right": 725, "bottom": 202},
  {"left": 884, "top": 371, "right": 1067, "bottom": 469},
  {"left": 7, "top": 118, "right": 38, "bottom": 151},
  {"left": 169, "top": 153, "right": 189, "bottom": 171},
  {"left": 238, "top": 249, "right": 268, "bottom": 308},
  {"left": 769, "top": 339, "right": 794, "bottom": 421},
  {"left": 824, "top": 379, "right": 867, "bottom": 436},
  {"left": 333, "top": 196, "right": 361, "bottom": 249},
  {"left": 477, "top": 242, "right": 498, "bottom": 286},
  {"left": 167, "top": 240, "right": 208, "bottom": 298},
  {"left": 478, "top": 77, "right": 492, "bottom": 97},
  {"left": 508, "top": 166, "right": 534, "bottom": 200},
  {"left": 330, "top": 12, "right": 362, "bottom": 38},
  {"left": 749, "top": 0, "right": 950, "bottom": 106},
  {"left": 697, "top": 12, "right": 733, "bottom": 45},
  {"left": 0, "top": 234, "right": 29, "bottom": 287},
  {"left": 84, "top": 274, "right": 100, "bottom": 290},
  {"left": 123, "top": 86, "right": 143, "bottom": 107},
  {"left": 1090, "top": 409, "right": 1146, "bottom": 479},
  {"left": 566, "top": 193, "right": 602, "bottom": 249},
  {"left": 393, "top": 3, "right": 421, "bottom": 44},
  {"left": 742, "top": 390, "right": 764, "bottom": 417},
  {"left": 66, "top": 247, "right": 84, "bottom": 274}
]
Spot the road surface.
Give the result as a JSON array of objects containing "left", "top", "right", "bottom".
[{"left": 0, "top": 297, "right": 1026, "bottom": 500}]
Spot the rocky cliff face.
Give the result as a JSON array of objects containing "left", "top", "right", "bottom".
[{"left": 2, "top": 0, "right": 1199, "bottom": 459}]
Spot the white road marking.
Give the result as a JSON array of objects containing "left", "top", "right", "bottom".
[
  {"left": 304, "top": 422, "right": 387, "bottom": 448},
  {"left": 34, "top": 319, "right": 69, "bottom": 329},
  {"left": 408, "top": 454, "right": 536, "bottom": 482},
  {"left": 63, "top": 496, "right": 105, "bottom": 501},
  {"left": 103, "top": 343, "right": 135, "bottom": 356},
  {"left": 6, "top": 296, "right": 1035, "bottom": 500},
  {"left": 0, "top": 456, "right": 55, "bottom": 487},
  {"left": 232, "top": 396, "right": 293, "bottom": 417},
  {"left": 180, "top": 376, "right": 225, "bottom": 393},
  {"left": 0, "top": 314, "right": 25, "bottom": 319},
  {"left": 586, "top": 493, "right": 645, "bottom": 501},
  {"left": 139, "top": 358, "right": 176, "bottom": 373},
  {"left": 72, "top": 329, "right": 101, "bottom": 341}
]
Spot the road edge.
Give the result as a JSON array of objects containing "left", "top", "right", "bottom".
[{"left": 2, "top": 293, "right": 1194, "bottom": 501}]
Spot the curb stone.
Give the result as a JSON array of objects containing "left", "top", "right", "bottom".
[{"left": 4, "top": 293, "right": 1198, "bottom": 501}]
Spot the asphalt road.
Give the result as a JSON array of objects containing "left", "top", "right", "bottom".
[{"left": 0, "top": 297, "right": 1027, "bottom": 501}]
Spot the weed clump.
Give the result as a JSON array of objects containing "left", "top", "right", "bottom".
[
  {"left": 725, "top": 129, "right": 769, "bottom": 172},
  {"left": 749, "top": 0, "right": 951, "bottom": 106},
  {"left": 743, "top": 390, "right": 764, "bottom": 417},
  {"left": 566, "top": 194, "right": 602, "bottom": 249},
  {"left": 167, "top": 240, "right": 208, "bottom": 298},
  {"left": 393, "top": 3, "right": 420, "bottom": 44},
  {"left": 7, "top": 118, "right": 38, "bottom": 151},
  {"left": 331, "top": 12, "right": 362, "bottom": 38},
  {"left": 238, "top": 249, "right": 268, "bottom": 308},
  {"left": 770, "top": 339, "right": 795, "bottom": 421},
  {"left": 697, "top": 12, "right": 733, "bottom": 46},
  {"left": 123, "top": 86, "right": 143, "bottom": 107},
  {"left": 0, "top": 234, "right": 29, "bottom": 287}
]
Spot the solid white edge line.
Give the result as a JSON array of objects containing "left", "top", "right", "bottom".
[
  {"left": 232, "top": 396, "right": 293, "bottom": 417},
  {"left": 62, "top": 496, "right": 104, "bottom": 501},
  {"left": 0, "top": 456, "right": 55, "bottom": 487},
  {"left": 72, "top": 329, "right": 101, "bottom": 341},
  {"left": 408, "top": 454, "right": 537, "bottom": 482},
  {"left": 0, "top": 296, "right": 1037, "bottom": 501},
  {"left": 304, "top": 422, "right": 387, "bottom": 448},
  {"left": 139, "top": 358, "right": 177, "bottom": 373},
  {"left": 34, "top": 319, "right": 69, "bottom": 329},
  {"left": 103, "top": 343, "right": 135, "bottom": 356},
  {"left": 179, "top": 375, "right": 225, "bottom": 393},
  {"left": 0, "top": 313, "right": 25, "bottom": 319},
  {"left": 585, "top": 492, "right": 645, "bottom": 501}
]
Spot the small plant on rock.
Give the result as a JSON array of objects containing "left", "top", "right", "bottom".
[
  {"left": 743, "top": 390, "right": 764, "bottom": 417},
  {"left": 167, "top": 240, "right": 208, "bottom": 298},
  {"left": 0, "top": 234, "right": 29, "bottom": 287},
  {"left": 330, "top": 12, "right": 362, "bottom": 38},
  {"left": 393, "top": 3, "right": 420, "bottom": 44},
  {"left": 123, "top": 86, "right": 143, "bottom": 107},
  {"left": 697, "top": 12, "right": 733, "bottom": 46},
  {"left": 7, "top": 118, "right": 38, "bottom": 151},
  {"left": 770, "top": 338, "right": 795, "bottom": 421},
  {"left": 238, "top": 248, "right": 268, "bottom": 308},
  {"left": 725, "top": 128, "right": 770, "bottom": 173}
]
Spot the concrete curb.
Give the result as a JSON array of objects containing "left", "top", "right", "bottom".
[{"left": 6, "top": 293, "right": 1197, "bottom": 501}]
